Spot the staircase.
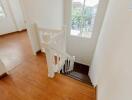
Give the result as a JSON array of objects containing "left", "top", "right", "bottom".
[
  {"left": 61, "top": 62, "right": 92, "bottom": 86},
  {"left": 27, "top": 23, "right": 92, "bottom": 85}
]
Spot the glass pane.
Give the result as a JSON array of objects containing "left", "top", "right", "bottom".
[
  {"left": 71, "top": 0, "right": 83, "bottom": 36},
  {"left": 71, "top": 0, "right": 99, "bottom": 38}
]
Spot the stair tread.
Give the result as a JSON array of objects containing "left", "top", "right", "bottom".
[{"left": 66, "top": 71, "right": 92, "bottom": 86}]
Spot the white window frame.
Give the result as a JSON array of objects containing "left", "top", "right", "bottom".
[{"left": 70, "top": 0, "right": 99, "bottom": 38}]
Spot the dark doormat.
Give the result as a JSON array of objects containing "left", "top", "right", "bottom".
[{"left": 61, "top": 62, "right": 93, "bottom": 86}]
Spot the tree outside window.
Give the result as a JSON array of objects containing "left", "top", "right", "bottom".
[{"left": 71, "top": 0, "right": 99, "bottom": 38}]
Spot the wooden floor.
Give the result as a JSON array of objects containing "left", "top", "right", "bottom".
[{"left": 0, "top": 31, "right": 96, "bottom": 100}]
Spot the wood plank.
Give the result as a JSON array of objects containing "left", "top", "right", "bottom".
[{"left": 0, "top": 31, "right": 96, "bottom": 100}]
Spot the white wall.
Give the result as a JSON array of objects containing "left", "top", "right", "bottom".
[
  {"left": 21, "top": 0, "right": 63, "bottom": 29},
  {"left": 8, "top": 0, "right": 25, "bottom": 31},
  {"left": 0, "top": 0, "right": 17, "bottom": 35},
  {"left": 64, "top": 0, "right": 109, "bottom": 65},
  {"left": 20, "top": 0, "right": 108, "bottom": 65},
  {"left": 90, "top": 0, "right": 132, "bottom": 100},
  {"left": 0, "top": 0, "right": 25, "bottom": 35}
]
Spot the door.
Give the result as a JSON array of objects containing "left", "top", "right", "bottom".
[
  {"left": 0, "top": 0, "right": 17, "bottom": 35},
  {"left": 65, "top": 0, "right": 106, "bottom": 65}
]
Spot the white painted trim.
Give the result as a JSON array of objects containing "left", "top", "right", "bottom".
[
  {"left": 27, "top": 23, "right": 41, "bottom": 55},
  {"left": 0, "top": 59, "right": 7, "bottom": 75}
]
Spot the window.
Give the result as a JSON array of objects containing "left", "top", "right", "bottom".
[
  {"left": 71, "top": 0, "right": 99, "bottom": 38},
  {"left": 0, "top": 1, "right": 5, "bottom": 18}
]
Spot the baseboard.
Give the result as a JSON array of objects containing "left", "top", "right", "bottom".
[
  {"left": 19, "top": 29, "right": 27, "bottom": 32},
  {"left": 0, "top": 73, "right": 8, "bottom": 79},
  {"left": 0, "top": 29, "right": 27, "bottom": 36}
]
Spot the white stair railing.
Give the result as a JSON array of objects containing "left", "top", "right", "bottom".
[
  {"left": 27, "top": 23, "right": 75, "bottom": 78},
  {"left": 39, "top": 27, "right": 75, "bottom": 78}
]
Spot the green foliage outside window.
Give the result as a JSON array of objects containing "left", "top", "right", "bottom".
[{"left": 71, "top": 5, "right": 94, "bottom": 33}]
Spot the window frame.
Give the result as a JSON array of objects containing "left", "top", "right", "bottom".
[{"left": 70, "top": 0, "right": 99, "bottom": 38}]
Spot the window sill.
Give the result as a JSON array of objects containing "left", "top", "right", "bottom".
[{"left": 70, "top": 30, "right": 92, "bottom": 39}]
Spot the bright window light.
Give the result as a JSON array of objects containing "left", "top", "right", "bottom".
[{"left": 71, "top": 0, "right": 99, "bottom": 38}]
